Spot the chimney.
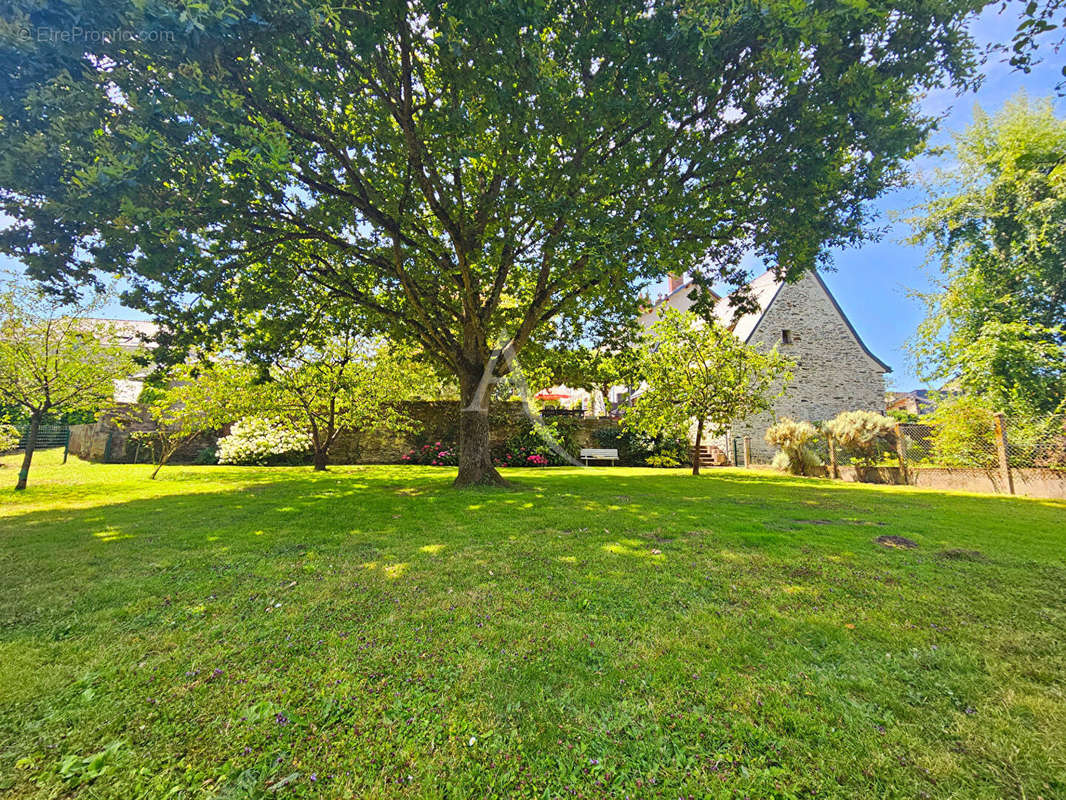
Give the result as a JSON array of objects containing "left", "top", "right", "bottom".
[{"left": 667, "top": 273, "right": 685, "bottom": 293}]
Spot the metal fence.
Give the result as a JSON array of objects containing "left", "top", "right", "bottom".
[
  {"left": 13, "top": 424, "right": 71, "bottom": 451},
  {"left": 899, "top": 412, "right": 1066, "bottom": 470}
]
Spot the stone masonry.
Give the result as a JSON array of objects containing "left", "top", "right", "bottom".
[{"left": 728, "top": 272, "right": 888, "bottom": 462}]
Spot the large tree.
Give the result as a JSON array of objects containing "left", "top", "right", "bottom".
[
  {"left": 908, "top": 94, "right": 1066, "bottom": 413},
  {"left": 0, "top": 280, "right": 132, "bottom": 489},
  {"left": 0, "top": 0, "right": 984, "bottom": 485}
]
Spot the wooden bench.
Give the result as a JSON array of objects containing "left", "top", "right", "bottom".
[{"left": 580, "top": 448, "right": 619, "bottom": 466}]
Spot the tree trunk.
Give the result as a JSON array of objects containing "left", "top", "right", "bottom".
[
  {"left": 692, "top": 417, "right": 704, "bottom": 476},
  {"left": 313, "top": 447, "right": 329, "bottom": 471},
  {"left": 454, "top": 370, "right": 508, "bottom": 488},
  {"left": 15, "top": 414, "right": 40, "bottom": 490}
]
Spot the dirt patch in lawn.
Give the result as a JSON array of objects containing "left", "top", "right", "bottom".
[{"left": 876, "top": 535, "right": 919, "bottom": 549}]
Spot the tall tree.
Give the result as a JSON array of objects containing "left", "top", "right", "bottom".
[
  {"left": 0, "top": 0, "right": 985, "bottom": 485},
  {"left": 0, "top": 280, "right": 132, "bottom": 489},
  {"left": 999, "top": 0, "right": 1066, "bottom": 91},
  {"left": 908, "top": 94, "right": 1066, "bottom": 412},
  {"left": 624, "top": 309, "right": 792, "bottom": 475}
]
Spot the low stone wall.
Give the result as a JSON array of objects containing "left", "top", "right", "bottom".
[
  {"left": 68, "top": 401, "right": 618, "bottom": 465},
  {"left": 67, "top": 405, "right": 220, "bottom": 464},
  {"left": 806, "top": 464, "right": 1066, "bottom": 500}
]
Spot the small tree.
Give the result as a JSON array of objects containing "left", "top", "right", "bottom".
[
  {"left": 766, "top": 418, "right": 821, "bottom": 476},
  {"left": 624, "top": 310, "right": 792, "bottom": 475},
  {"left": 823, "top": 410, "right": 897, "bottom": 477},
  {"left": 137, "top": 361, "right": 252, "bottom": 479},
  {"left": 260, "top": 336, "right": 428, "bottom": 471},
  {"left": 0, "top": 281, "right": 131, "bottom": 489}
]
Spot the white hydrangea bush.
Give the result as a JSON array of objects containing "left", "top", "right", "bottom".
[{"left": 216, "top": 417, "right": 311, "bottom": 466}]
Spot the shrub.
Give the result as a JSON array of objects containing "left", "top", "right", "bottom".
[
  {"left": 193, "top": 445, "right": 218, "bottom": 465},
  {"left": 402, "top": 440, "right": 459, "bottom": 466},
  {"left": 765, "top": 418, "right": 821, "bottom": 475},
  {"left": 216, "top": 418, "right": 311, "bottom": 466},
  {"left": 592, "top": 424, "right": 687, "bottom": 466},
  {"left": 0, "top": 423, "right": 18, "bottom": 453},
  {"left": 645, "top": 454, "right": 681, "bottom": 468},
  {"left": 823, "top": 410, "right": 896, "bottom": 469},
  {"left": 926, "top": 395, "right": 997, "bottom": 468},
  {"left": 496, "top": 418, "right": 579, "bottom": 466}
]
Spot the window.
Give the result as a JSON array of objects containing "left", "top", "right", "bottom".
[{"left": 781, "top": 329, "right": 793, "bottom": 345}]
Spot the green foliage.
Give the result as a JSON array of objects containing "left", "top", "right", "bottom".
[
  {"left": 908, "top": 95, "right": 1066, "bottom": 412},
  {"left": 496, "top": 418, "right": 581, "bottom": 467},
  {"left": 403, "top": 441, "right": 459, "bottom": 467},
  {"left": 136, "top": 360, "right": 255, "bottom": 479},
  {"left": 926, "top": 394, "right": 998, "bottom": 468},
  {"left": 1002, "top": 0, "right": 1066, "bottom": 90},
  {"left": 592, "top": 424, "right": 687, "bottom": 467},
  {"left": 765, "top": 418, "right": 822, "bottom": 475},
  {"left": 216, "top": 418, "right": 312, "bottom": 466},
  {"left": 824, "top": 410, "right": 897, "bottom": 468},
  {"left": 257, "top": 336, "right": 425, "bottom": 468},
  {"left": 0, "top": 280, "right": 132, "bottom": 422},
  {"left": 625, "top": 310, "right": 792, "bottom": 472},
  {"left": 0, "top": 278, "right": 133, "bottom": 487},
  {"left": 57, "top": 740, "right": 125, "bottom": 787},
  {"left": 0, "top": 423, "right": 18, "bottom": 453},
  {"left": 887, "top": 408, "right": 920, "bottom": 424},
  {"left": 644, "top": 454, "right": 681, "bottom": 468},
  {"left": 0, "top": 0, "right": 985, "bottom": 481}
]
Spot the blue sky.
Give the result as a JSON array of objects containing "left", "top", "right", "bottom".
[{"left": 3, "top": 6, "right": 1063, "bottom": 388}]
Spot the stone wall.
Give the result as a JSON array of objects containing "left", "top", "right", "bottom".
[
  {"left": 67, "top": 405, "right": 220, "bottom": 464},
  {"left": 68, "top": 400, "right": 617, "bottom": 465},
  {"left": 730, "top": 273, "right": 888, "bottom": 462}
]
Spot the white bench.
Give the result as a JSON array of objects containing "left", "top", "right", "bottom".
[{"left": 580, "top": 448, "right": 619, "bottom": 466}]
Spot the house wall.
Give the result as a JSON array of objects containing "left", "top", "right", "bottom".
[{"left": 731, "top": 274, "right": 888, "bottom": 462}]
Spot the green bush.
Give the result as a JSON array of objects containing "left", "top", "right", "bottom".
[
  {"left": 645, "top": 454, "right": 681, "bottom": 468},
  {"left": 402, "top": 440, "right": 458, "bottom": 466},
  {"left": 496, "top": 418, "right": 580, "bottom": 466},
  {"left": 765, "top": 418, "right": 821, "bottom": 475},
  {"left": 0, "top": 423, "right": 18, "bottom": 453},
  {"left": 592, "top": 424, "right": 687, "bottom": 467},
  {"left": 926, "top": 395, "right": 997, "bottom": 468},
  {"left": 823, "top": 410, "right": 896, "bottom": 469}
]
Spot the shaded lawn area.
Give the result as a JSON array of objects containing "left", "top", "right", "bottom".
[{"left": 0, "top": 451, "right": 1064, "bottom": 799}]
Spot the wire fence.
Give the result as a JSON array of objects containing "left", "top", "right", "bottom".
[
  {"left": 899, "top": 412, "right": 1066, "bottom": 471},
  {"left": 12, "top": 424, "right": 71, "bottom": 451}
]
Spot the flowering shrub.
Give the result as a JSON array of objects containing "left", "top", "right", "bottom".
[
  {"left": 0, "top": 423, "right": 18, "bottom": 453},
  {"left": 525, "top": 453, "right": 548, "bottom": 466},
  {"left": 402, "top": 441, "right": 459, "bottom": 466},
  {"left": 216, "top": 418, "right": 311, "bottom": 465}
]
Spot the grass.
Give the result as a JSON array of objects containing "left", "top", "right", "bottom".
[{"left": 1, "top": 450, "right": 1064, "bottom": 799}]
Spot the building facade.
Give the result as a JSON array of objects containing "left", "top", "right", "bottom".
[{"left": 640, "top": 270, "right": 890, "bottom": 463}]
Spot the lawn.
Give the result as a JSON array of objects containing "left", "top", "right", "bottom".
[{"left": 1, "top": 452, "right": 1064, "bottom": 799}]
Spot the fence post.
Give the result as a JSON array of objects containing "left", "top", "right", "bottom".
[
  {"left": 894, "top": 423, "right": 909, "bottom": 485},
  {"left": 828, "top": 438, "right": 838, "bottom": 479},
  {"left": 992, "top": 412, "right": 1014, "bottom": 495},
  {"left": 742, "top": 436, "right": 751, "bottom": 468},
  {"left": 62, "top": 428, "right": 70, "bottom": 464}
]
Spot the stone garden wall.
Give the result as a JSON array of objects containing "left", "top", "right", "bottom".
[{"left": 67, "top": 401, "right": 617, "bottom": 465}]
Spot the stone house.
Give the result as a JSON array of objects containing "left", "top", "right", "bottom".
[{"left": 639, "top": 269, "right": 891, "bottom": 463}]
